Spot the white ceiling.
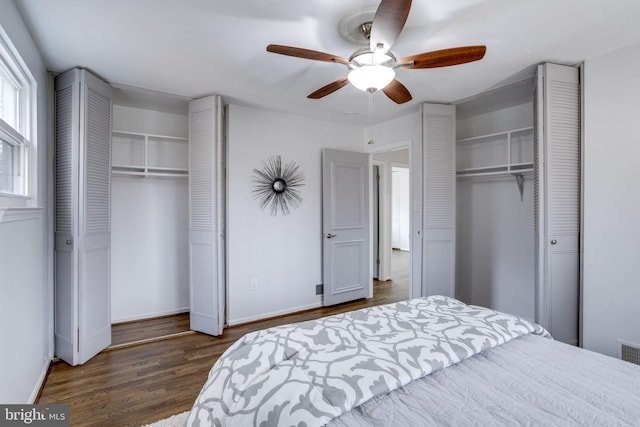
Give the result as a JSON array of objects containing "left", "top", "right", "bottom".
[{"left": 14, "top": 0, "right": 640, "bottom": 125}]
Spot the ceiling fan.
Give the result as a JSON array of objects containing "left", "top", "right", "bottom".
[{"left": 266, "top": 0, "right": 486, "bottom": 104}]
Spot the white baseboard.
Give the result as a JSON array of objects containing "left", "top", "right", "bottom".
[
  {"left": 228, "top": 299, "right": 323, "bottom": 326},
  {"left": 111, "top": 307, "right": 190, "bottom": 324},
  {"left": 112, "top": 300, "right": 326, "bottom": 327},
  {"left": 29, "top": 356, "right": 52, "bottom": 403}
]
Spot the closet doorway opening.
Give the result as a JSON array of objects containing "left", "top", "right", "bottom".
[
  {"left": 372, "top": 148, "right": 411, "bottom": 304},
  {"left": 109, "top": 87, "right": 193, "bottom": 349}
]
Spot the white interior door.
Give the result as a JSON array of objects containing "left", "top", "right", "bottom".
[
  {"left": 54, "top": 71, "right": 80, "bottom": 365},
  {"left": 534, "top": 63, "right": 580, "bottom": 345},
  {"left": 78, "top": 70, "right": 112, "bottom": 364},
  {"left": 322, "top": 149, "right": 370, "bottom": 306},
  {"left": 54, "top": 68, "right": 112, "bottom": 365},
  {"left": 188, "top": 95, "right": 225, "bottom": 336}
]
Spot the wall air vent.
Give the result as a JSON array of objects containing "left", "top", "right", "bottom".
[{"left": 618, "top": 339, "right": 640, "bottom": 365}]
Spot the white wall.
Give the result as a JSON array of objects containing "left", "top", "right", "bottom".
[
  {"left": 365, "top": 109, "right": 421, "bottom": 151},
  {"left": 111, "top": 105, "right": 189, "bottom": 322},
  {"left": 372, "top": 149, "right": 409, "bottom": 164},
  {"left": 456, "top": 178, "right": 534, "bottom": 318},
  {"left": 227, "top": 105, "right": 363, "bottom": 325},
  {"left": 113, "top": 104, "right": 188, "bottom": 136},
  {"left": 457, "top": 103, "right": 532, "bottom": 140},
  {"left": 583, "top": 43, "right": 640, "bottom": 357},
  {"left": 455, "top": 97, "right": 535, "bottom": 320},
  {"left": 391, "top": 167, "right": 410, "bottom": 251},
  {"left": 0, "top": 1, "right": 51, "bottom": 402}
]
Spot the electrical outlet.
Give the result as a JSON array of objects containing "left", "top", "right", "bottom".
[{"left": 250, "top": 278, "right": 258, "bottom": 291}]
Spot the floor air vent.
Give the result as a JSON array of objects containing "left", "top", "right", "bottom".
[{"left": 618, "top": 340, "right": 640, "bottom": 365}]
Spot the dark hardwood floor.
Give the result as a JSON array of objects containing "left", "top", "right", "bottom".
[
  {"left": 38, "top": 251, "right": 410, "bottom": 426},
  {"left": 111, "top": 312, "right": 191, "bottom": 348}
]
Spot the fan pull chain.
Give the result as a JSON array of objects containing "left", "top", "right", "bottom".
[{"left": 367, "top": 93, "right": 374, "bottom": 145}]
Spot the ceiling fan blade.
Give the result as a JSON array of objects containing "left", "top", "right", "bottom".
[
  {"left": 308, "top": 78, "right": 350, "bottom": 99},
  {"left": 267, "top": 44, "right": 348, "bottom": 64},
  {"left": 370, "top": 0, "right": 412, "bottom": 54},
  {"left": 382, "top": 79, "right": 412, "bottom": 104},
  {"left": 399, "top": 46, "right": 487, "bottom": 69}
]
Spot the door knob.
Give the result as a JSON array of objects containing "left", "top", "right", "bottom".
[
  {"left": 66, "top": 239, "right": 73, "bottom": 245},
  {"left": 550, "top": 239, "right": 557, "bottom": 245},
  {"left": 325, "top": 233, "right": 337, "bottom": 239}
]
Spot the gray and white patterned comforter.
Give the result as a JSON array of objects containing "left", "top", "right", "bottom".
[{"left": 186, "top": 296, "right": 549, "bottom": 426}]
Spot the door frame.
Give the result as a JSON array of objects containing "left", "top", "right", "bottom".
[
  {"left": 372, "top": 164, "right": 380, "bottom": 280},
  {"left": 371, "top": 159, "right": 391, "bottom": 281},
  {"left": 366, "top": 139, "right": 420, "bottom": 299}
]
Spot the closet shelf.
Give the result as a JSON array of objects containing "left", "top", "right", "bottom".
[
  {"left": 112, "top": 129, "right": 187, "bottom": 141},
  {"left": 456, "top": 126, "right": 534, "bottom": 201},
  {"left": 457, "top": 126, "right": 533, "bottom": 144},
  {"left": 456, "top": 127, "right": 534, "bottom": 178},
  {"left": 112, "top": 165, "right": 188, "bottom": 178},
  {"left": 456, "top": 163, "right": 533, "bottom": 178},
  {"left": 111, "top": 129, "right": 188, "bottom": 178}
]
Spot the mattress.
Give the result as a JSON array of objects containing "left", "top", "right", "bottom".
[{"left": 329, "top": 334, "right": 640, "bottom": 426}]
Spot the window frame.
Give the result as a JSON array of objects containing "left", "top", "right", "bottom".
[{"left": 0, "top": 23, "right": 37, "bottom": 207}]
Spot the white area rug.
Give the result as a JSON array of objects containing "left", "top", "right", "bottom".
[{"left": 142, "top": 411, "right": 189, "bottom": 427}]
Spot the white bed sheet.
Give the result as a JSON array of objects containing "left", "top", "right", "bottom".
[{"left": 328, "top": 334, "right": 640, "bottom": 426}]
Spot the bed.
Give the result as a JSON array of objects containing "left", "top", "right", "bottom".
[{"left": 186, "top": 296, "right": 640, "bottom": 426}]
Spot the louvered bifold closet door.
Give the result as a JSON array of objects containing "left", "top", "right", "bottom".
[
  {"left": 78, "top": 70, "right": 113, "bottom": 364},
  {"left": 534, "top": 63, "right": 580, "bottom": 345},
  {"left": 54, "top": 71, "right": 80, "bottom": 365},
  {"left": 422, "top": 104, "right": 456, "bottom": 297},
  {"left": 189, "top": 95, "right": 225, "bottom": 336},
  {"left": 54, "top": 69, "right": 112, "bottom": 365}
]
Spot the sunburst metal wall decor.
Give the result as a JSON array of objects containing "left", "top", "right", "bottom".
[{"left": 252, "top": 155, "right": 305, "bottom": 216}]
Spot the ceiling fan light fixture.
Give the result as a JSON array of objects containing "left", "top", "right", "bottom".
[{"left": 348, "top": 64, "right": 395, "bottom": 92}]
